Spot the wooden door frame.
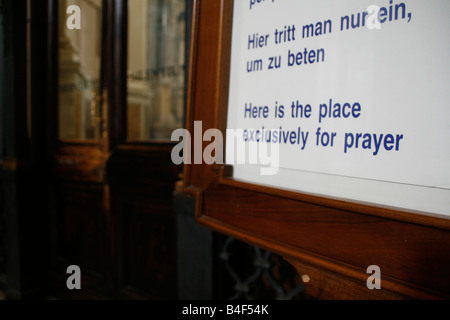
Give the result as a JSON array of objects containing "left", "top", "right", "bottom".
[
  {"left": 44, "top": 0, "right": 129, "bottom": 183},
  {"left": 183, "top": 0, "right": 450, "bottom": 300},
  {"left": 46, "top": 0, "right": 116, "bottom": 154},
  {"left": 44, "top": 0, "right": 120, "bottom": 298},
  {"left": 43, "top": 0, "right": 191, "bottom": 299}
]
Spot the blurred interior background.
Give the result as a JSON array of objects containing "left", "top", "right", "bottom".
[{"left": 0, "top": 0, "right": 307, "bottom": 300}]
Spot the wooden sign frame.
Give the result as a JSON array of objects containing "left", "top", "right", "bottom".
[{"left": 183, "top": 0, "right": 450, "bottom": 299}]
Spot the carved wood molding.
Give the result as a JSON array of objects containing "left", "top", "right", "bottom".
[{"left": 183, "top": 0, "right": 450, "bottom": 300}]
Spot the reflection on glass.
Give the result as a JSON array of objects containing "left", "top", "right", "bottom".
[
  {"left": 58, "top": 0, "right": 102, "bottom": 140},
  {"left": 127, "top": 0, "right": 186, "bottom": 141}
]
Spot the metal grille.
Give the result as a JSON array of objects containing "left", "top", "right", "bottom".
[{"left": 219, "top": 236, "right": 307, "bottom": 300}]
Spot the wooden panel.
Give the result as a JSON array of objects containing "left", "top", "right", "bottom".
[
  {"left": 51, "top": 145, "right": 107, "bottom": 183},
  {"left": 108, "top": 146, "right": 180, "bottom": 299},
  {"left": 107, "top": 145, "right": 180, "bottom": 190},
  {"left": 45, "top": 181, "right": 112, "bottom": 299},
  {"left": 183, "top": 0, "right": 450, "bottom": 299},
  {"left": 184, "top": 0, "right": 233, "bottom": 190},
  {"left": 54, "top": 183, "right": 106, "bottom": 274},
  {"left": 40, "top": 0, "right": 185, "bottom": 300},
  {"left": 115, "top": 194, "right": 177, "bottom": 299},
  {"left": 202, "top": 184, "right": 450, "bottom": 298}
]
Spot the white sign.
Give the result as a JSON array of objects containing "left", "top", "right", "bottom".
[{"left": 226, "top": 0, "right": 450, "bottom": 216}]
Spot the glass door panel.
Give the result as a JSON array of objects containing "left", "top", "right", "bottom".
[
  {"left": 127, "top": 0, "right": 186, "bottom": 142},
  {"left": 58, "top": 0, "right": 102, "bottom": 141}
]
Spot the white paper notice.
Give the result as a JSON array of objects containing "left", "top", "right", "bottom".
[{"left": 226, "top": 0, "right": 450, "bottom": 216}]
